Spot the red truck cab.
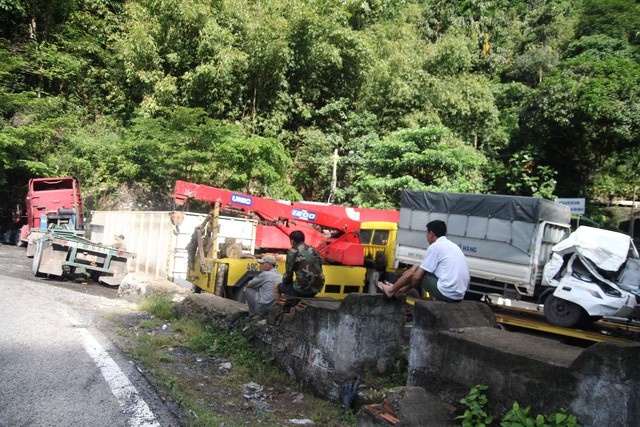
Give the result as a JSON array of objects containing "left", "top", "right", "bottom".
[{"left": 19, "top": 177, "right": 84, "bottom": 247}]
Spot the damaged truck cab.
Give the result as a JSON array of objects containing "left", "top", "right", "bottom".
[{"left": 542, "top": 226, "right": 640, "bottom": 327}]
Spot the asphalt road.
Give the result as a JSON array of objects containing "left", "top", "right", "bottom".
[{"left": 0, "top": 244, "right": 179, "bottom": 427}]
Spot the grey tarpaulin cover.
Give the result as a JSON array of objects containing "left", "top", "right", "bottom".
[
  {"left": 396, "top": 190, "right": 571, "bottom": 276},
  {"left": 401, "top": 190, "right": 571, "bottom": 225}
]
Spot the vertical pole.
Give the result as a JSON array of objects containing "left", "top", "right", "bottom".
[
  {"left": 210, "top": 201, "right": 222, "bottom": 295},
  {"left": 327, "top": 149, "right": 339, "bottom": 204},
  {"left": 630, "top": 186, "right": 637, "bottom": 239}
]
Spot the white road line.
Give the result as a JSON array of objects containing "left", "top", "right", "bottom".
[{"left": 61, "top": 311, "right": 160, "bottom": 427}]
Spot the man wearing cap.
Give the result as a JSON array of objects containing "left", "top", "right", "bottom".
[{"left": 244, "top": 255, "right": 282, "bottom": 317}]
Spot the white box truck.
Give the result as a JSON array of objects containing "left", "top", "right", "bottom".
[{"left": 394, "top": 190, "right": 640, "bottom": 327}]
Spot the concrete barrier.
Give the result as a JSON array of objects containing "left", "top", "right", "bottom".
[
  {"left": 408, "top": 300, "right": 640, "bottom": 426},
  {"left": 119, "top": 272, "right": 247, "bottom": 323},
  {"left": 118, "top": 272, "right": 191, "bottom": 303},
  {"left": 252, "top": 294, "right": 406, "bottom": 402},
  {"left": 118, "top": 275, "right": 639, "bottom": 426}
]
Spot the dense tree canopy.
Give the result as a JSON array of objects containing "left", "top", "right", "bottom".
[{"left": 1, "top": 0, "right": 638, "bottom": 228}]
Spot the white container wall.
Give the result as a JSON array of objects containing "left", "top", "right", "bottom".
[
  {"left": 88, "top": 211, "right": 205, "bottom": 287},
  {"left": 88, "top": 211, "right": 257, "bottom": 287}
]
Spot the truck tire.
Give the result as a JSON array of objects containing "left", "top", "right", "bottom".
[
  {"left": 230, "top": 272, "right": 260, "bottom": 303},
  {"left": 543, "top": 295, "right": 588, "bottom": 328}
]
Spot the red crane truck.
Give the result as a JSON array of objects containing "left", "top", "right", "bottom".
[{"left": 173, "top": 180, "right": 401, "bottom": 299}]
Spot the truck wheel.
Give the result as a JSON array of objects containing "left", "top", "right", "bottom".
[{"left": 543, "top": 295, "right": 587, "bottom": 328}]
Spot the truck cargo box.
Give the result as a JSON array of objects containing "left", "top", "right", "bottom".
[{"left": 396, "top": 190, "right": 571, "bottom": 298}]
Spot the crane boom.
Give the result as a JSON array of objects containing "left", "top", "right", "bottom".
[
  {"left": 174, "top": 180, "right": 385, "bottom": 265},
  {"left": 174, "top": 180, "right": 362, "bottom": 234}
]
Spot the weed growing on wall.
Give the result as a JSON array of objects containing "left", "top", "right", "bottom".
[{"left": 457, "top": 385, "right": 581, "bottom": 427}]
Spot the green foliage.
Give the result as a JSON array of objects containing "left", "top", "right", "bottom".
[
  {"left": 507, "top": 47, "right": 559, "bottom": 87},
  {"left": 520, "top": 48, "right": 640, "bottom": 197},
  {"left": 127, "top": 332, "right": 174, "bottom": 368},
  {"left": 503, "top": 150, "right": 557, "bottom": 198},
  {"left": 139, "top": 294, "right": 176, "bottom": 320},
  {"left": 119, "top": 106, "right": 298, "bottom": 198},
  {"left": 501, "top": 402, "right": 580, "bottom": 427},
  {"left": 184, "top": 320, "right": 280, "bottom": 381},
  {"left": 575, "top": 0, "right": 640, "bottom": 44},
  {"left": 564, "top": 35, "right": 639, "bottom": 61},
  {"left": 458, "top": 385, "right": 581, "bottom": 427},
  {"left": 172, "top": 317, "right": 205, "bottom": 338},
  {"left": 349, "top": 126, "right": 488, "bottom": 207},
  {"left": 423, "top": 34, "right": 477, "bottom": 77},
  {"left": 431, "top": 74, "right": 502, "bottom": 150},
  {"left": 0, "top": 0, "right": 638, "bottom": 223},
  {"left": 457, "top": 384, "right": 494, "bottom": 427},
  {"left": 137, "top": 295, "right": 278, "bottom": 371}
]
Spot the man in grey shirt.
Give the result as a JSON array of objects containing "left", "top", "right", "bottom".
[{"left": 244, "top": 255, "right": 282, "bottom": 316}]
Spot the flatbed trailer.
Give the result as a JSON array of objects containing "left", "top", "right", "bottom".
[{"left": 31, "top": 229, "right": 134, "bottom": 286}]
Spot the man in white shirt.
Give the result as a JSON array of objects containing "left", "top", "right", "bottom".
[{"left": 377, "top": 220, "right": 469, "bottom": 302}]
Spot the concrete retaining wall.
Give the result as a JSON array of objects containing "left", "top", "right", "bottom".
[
  {"left": 253, "top": 294, "right": 406, "bottom": 402},
  {"left": 408, "top": 300, "right": 640, "bottom": 426}
]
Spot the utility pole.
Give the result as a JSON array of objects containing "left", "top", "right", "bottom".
[
  {"left": 630, "top": 185, "right": 637, "bottom": 239},
  {"left": 327, "top": 149, "right": 339, "bottom": 204}
]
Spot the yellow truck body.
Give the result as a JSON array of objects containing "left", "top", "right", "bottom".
[{"left": 188, "top": 220, "right": 398, "bottom": 299}]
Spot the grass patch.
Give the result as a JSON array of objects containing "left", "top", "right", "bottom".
[
  {"left": 139, "top": 294, "right": 176, "bottom": 319},
  {"left": 112, "top": 325, "right": 128, "bottom": 337},
  {"left": 140, "top": 318, "right": 161, "bottom": 329},
  {"left": 173, "top": 317, "right": 205, "bottom": 338},
  {"left": 125, "top": 334, "right": 174, "bottom": 368}
]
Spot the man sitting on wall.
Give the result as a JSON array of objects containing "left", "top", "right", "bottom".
[
  {"left": 244, "top": 255, "right": 282, "bottom": 317},
  {"left": 274, "top": 230, "right": 325, "bottom": 300},
  {"left": 377, "top": 220, "right": 469, "bottom": 302}
]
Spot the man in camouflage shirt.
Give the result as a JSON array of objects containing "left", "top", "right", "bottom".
[{"left": 275, "top": 230, "right": 325, "bottom": 298}]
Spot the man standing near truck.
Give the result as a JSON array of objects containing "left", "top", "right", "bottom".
[{"left": 377, "top": 220, "right": 469, "bottom": 302}]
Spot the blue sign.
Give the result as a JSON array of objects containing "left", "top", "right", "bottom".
[
  {"left": 231, "top": 193, "right": 253, "bottom": 207},
  {"left": 556, "top": 198, "right": 585, "bottom": 215},
  {"left": 292, "top": 209, "right": 317, "bottom": 221}
]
